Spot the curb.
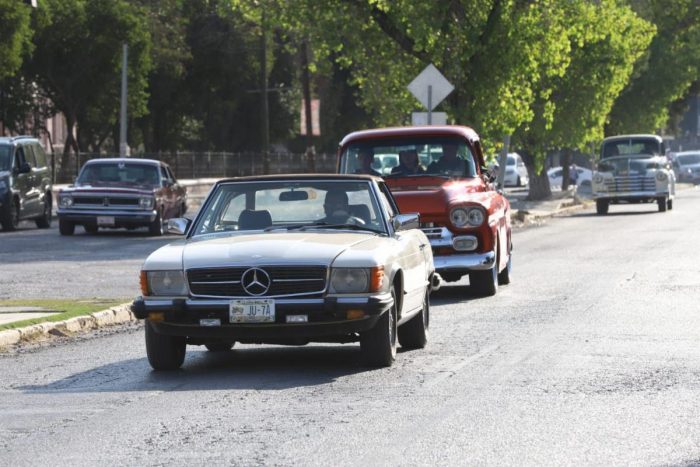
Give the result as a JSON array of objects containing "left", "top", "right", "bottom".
[
  {"left": 0, "top": 302, "right": 136, "bottom": 351},
  {"left": 511, "top": 199, "right": 593, "bottom": 223}
]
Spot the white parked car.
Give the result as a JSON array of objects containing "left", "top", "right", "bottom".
[
  {"left": 132, "top": 174, "right": 436, "bottom": 370},
  {"left": 547, "top": 166, "right": 592, "bottom": 189},
  {"left": 671, "top": 151, "right": 700, "bottom": 184},
  {"left": 503, "top": 152, "right": 528, "bottom": 187}
]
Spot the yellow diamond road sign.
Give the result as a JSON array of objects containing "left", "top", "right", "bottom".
[{"left": 407, "top": 64, "right": 454, "bottom": 111}]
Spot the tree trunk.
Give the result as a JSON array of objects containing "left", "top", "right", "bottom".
[
  {"left": 58, "top": 114, "right": 78, "bottom": 183},
  {"left": 561, "top": 149, "right": 572, "bottom": 191},
  {"left": 520, "top": 149, "right": 552, "bottom": 201}
]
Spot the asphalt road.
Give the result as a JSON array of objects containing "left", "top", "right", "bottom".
[{"left": 1, "top": 188, "right": 700, "bottom": 466}]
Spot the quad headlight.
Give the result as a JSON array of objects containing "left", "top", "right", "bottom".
[
  {"left": 450, "top": 207, "right": 485, "bottom": 228},
  {"left": 144, "top": 270, "right": 188, "bottom": 296}
]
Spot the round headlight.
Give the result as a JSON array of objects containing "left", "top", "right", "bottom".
[
  {"left": 593, "top": 174, "right": 604, "bottom": 184},
  {"left": 0, "top": 180, "right": 7, "bottom": 191},
  {"left": 59, "top": 196, "right": 73, "bottom": 207},
  {"left": 467, "top": 208, "right": 485, "bottom": 226},
  {"left": 450, "top": 208, "right": 468, "bottom": 227},
  {"left": 656, "top": 172, "right": 668, "bottom": 182},
  {"left": 330, "top": 268, "right": 369, "bottom": 294}
]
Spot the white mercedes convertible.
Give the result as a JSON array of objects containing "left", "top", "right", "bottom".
[{"left": 132, "top": 174, "right": 436, "bottom": 369}]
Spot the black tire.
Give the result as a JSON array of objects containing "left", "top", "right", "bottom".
[
  {"left": 470, "top": 259, "right": 498, "bottom": 297},
  {"left": 596, "top": 199, "right": 609, "bottom": 215},
  {"left": 1, "top": 199, "right": 19, "bottom": 231},
  {"left": 205, "top": 343, "right": 234, "bottom": 352},
  {"left": 35, "top": 196, "right": 52, "bottom": 229},
  {"left": 58, "top": 219, "right": 75, "bottom": 236},
  {"left": 398, "top": 290, "right": 429, "bottom": 350},
  {"left": 148, "top": 211, "right": 164, "bottom": 236},
  {"left": 516, "top": 176, "right": 522, "bottom": 187},
  {"left": 84, "top": 223, "right": 98, "bottom": 234},
  {"left": 657, "top": 197, "right": 667, "bottom": 212},
  {"left": 498, "top": 253, "right": 512, "bottom": 285},
  {"left": 145, "top": 320, "right": 186, "bottom": 370},
  {"left": 667, "top": 199, "right": 673, "bottom": 210},
  {"left": 360, "top": 287, "right": 397, "bottom": 367}
]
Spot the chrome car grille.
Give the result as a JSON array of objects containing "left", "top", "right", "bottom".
[
  {"left": 603, "top": 175, "right": 656, "bottom": 193},
  {"left": 420, "top": 227, "right": 444, "bottom": 239},
  {"left": 72, "top": 196, "right": 141, "bottom": 207},
  {"left": 187, "top": 265, "right": 328, "bottom": 298}
]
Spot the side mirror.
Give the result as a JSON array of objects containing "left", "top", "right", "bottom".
[
  {"left": 167, "top": 217, "right": 191, "bottom": 235},
  {"left": 392, "top": 213, "right": 420, "bottom": 232}
]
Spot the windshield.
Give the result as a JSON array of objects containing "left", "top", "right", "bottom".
[
  {"left": 77, "top": 162, "right": 160, "bottom": 187},
  {"left": 192, "top": 180, "right": 387, "bottom": 236},
  {"left": 340, "top": 137, "right": 478, "bottom": 179},
  {"left": 677, "top": 154, "right": 700, "bottom": 165},
  {"left": 0, "top": 146, "right": 11, "bottom": 171},
  {"left": 601, "top": 138, "right": 661, "bottom": 159},
  {"left": 506, "top": 156, "right": 516, "bottom": 166}
]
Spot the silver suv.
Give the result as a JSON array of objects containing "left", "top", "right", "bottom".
[{"left": 0, "top": 136, "right": 53, "bottom": 231}]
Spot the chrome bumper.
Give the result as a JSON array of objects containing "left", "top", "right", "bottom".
[
  {"left": 57, "top": 208, "right": 157, "bottom": 221},
  {"left": 433, "top": 251, "right": 496, "bottom": 272},
  {"left": 593, "top": 190, "right": 668, "bottom": 199}
]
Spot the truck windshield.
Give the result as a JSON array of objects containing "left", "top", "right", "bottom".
[
  {"left": 601, "top": 138, "right": 662, "bottom": 159},
  {"left": 77, "top": 162, "right": 161, "bottom": 187},
  {"left": 340, "top": 137, "right": 477, "bottom": 179}
]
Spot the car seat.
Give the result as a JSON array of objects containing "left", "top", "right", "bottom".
[{"left": 238, "top": 209, "right": 273, "bottom": 230}]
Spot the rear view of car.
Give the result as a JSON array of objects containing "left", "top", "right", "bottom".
[{"left": 503, "top": 153, "right": 528, "bottom": 187}]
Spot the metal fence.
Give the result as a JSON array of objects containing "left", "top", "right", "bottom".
[{"left": 54, "top": 151, "right": 338, "bottom": 184}]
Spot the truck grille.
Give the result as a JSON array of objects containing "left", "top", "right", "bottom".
[
  {"left": 187, "top": 266, "right": 328, "bottom": 298},
  {"left": 420, "top": 227, "right": 444, "bottom": 239},
  {"left": 603, "top": 175, "right": 656, "bottom": 193},
  {"left": 72, "top": 196, "right": 140, "bottom": 207}
]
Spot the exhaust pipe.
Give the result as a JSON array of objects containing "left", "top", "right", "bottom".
[{"left": 430, "top": 273, "right": 442, "bottom": 292}]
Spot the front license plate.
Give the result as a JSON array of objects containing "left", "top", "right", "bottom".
[
  {"left": 97, "top": 216, "right": 115, "bottom": 226},
  {"left": 229, "top": 299, "right": 275, "bottom": 323}
]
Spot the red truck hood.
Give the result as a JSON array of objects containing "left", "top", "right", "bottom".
[{"left": 385, "top": 176, "right": 492, "bottom": 217}]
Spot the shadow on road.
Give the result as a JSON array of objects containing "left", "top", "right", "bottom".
[
  {"left": 18, "top": 344, "right": 387, "bottom": 394},
  {"left": 430, "top": 282, "right": 485, "bottom": 306},
  {"left": 568, "top": 209, "right": 662, "bottom": 218}
]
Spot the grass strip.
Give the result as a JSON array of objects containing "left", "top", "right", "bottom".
[{"left": 0, "top": 299, "right": 129, "bottom": 332}]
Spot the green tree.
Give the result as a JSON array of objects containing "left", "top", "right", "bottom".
[
  {"left": 27, "top": 0, "right": 151, "bottom": 173},
  {"left": 608, "top": 0, "right": 700, "bottom": 134},
  {"left": 0, "top": 0, "right": 33, "bottom": 80},
  {"left": 514, "top": 0, "right": 654, "bottom": 199}
]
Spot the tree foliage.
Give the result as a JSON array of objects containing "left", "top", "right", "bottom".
[
  {"left": 608, "top": 0, "right": 700, "bottom": 134},
  {"left": 0, "top": 0, "right": 33, "bottom": 80}
]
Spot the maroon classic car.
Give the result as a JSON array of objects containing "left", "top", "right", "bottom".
[
  {"left": 57, "top": 158, "right": 187, "bottom": 236},
  {"left": 338, "top": 126, "right": 512, "bottom": 296}
]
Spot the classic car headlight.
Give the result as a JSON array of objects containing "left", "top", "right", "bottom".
[
  {"left": 450, "top": 207, "right": 485, "bottom": 227},
  {"left": 329, "top": 267, "right": 385, "bottom": 294},
  {"left": 139, "top": 197, "right": 155, "bottom": 209},
  {"left": 330, "top": 268, "right": 369, "bottom": 293},
  {"left": 0, "top": 180, "right": 7, "bottom": 191},
  {"left": 593, "top": 174, "right": 604, "bottom": 184},
  {"left": 656, "top": 172, "right": 668, "bottom": 182},
  {"left": 144, "top": 270, "right": 188, "bottom": 296},
  {"left": 59, "top": 195, "right": 73, "bottom": 207}
]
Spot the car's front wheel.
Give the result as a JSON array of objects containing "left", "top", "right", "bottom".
[
  {"left": 360, "top": 287, "right": 397, "bottom": 367},
  {"left": 398, "top": 289, "right": 429, "bottom": 350},
  {"left": 657, "top": 197, "right": 667, "bottom": 212},
  {"left": 145, "top": 320, "right": 186, "bottom": 370},
  {"left": 148, "top": 211, "right": 164, "bottom": 236},
  {"left": 667, "top": 198, "right": 673, "bottom": 210},
  {"left": 470, "top": 258, "right": 498, "bottom": 297},
  {"left": 58, "top": 219, "right": 75, "bottom": 236},
  {"left": 0, "top": 200, "right": 19, "bottom": 231},
  {"left": 596, "top": 199, "right": 609, "bottom": 215}
]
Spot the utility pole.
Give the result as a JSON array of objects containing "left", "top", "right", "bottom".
[
  {"left": 119, "top": 44, "right": 130, "bottom": 157},
  {"left": 301, "top": 40, "right": 315, "bottom": 172},
  {"left": 260, "top": 15, "right": 270, "bottom": 174}
]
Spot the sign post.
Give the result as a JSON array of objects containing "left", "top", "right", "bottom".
[{"left": 407, "top": 64, "right": 454, "bottom": 126}]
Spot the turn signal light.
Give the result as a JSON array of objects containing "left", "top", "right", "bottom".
[
  {"left": 370, "top": 266, "right": 385, "bottom": 292},
  {"left": 139, "top": 271, "right": 149, "bottom": 296},
  {"left": 148, "top": 312, "right": 164, "bottom": 322},
  {"left": 346, "top": 310, "right": 366, "bottom": 320}
]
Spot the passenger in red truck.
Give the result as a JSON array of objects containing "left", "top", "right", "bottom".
[
  {"left": 391, "top": 149, "right": 425, "bottom": 176},
  {"left": 427, "top": 143, "right": 467, "bottom": 176}
]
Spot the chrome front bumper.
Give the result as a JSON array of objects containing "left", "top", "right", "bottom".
[
  {"left": 593, "top": 190, "right": 668, "bottom": 200},
  {"left": 57, "top": 208, "right": 157, "bottom": 222},
  {"left": 433, "top": 250, "right": 496, "bottom": 272}
]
